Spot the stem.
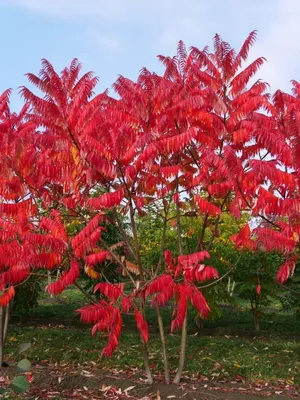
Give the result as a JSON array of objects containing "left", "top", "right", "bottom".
[
  {"left": 129, "top": 199, "right": 143, "bottom": 275},
  {"left": 173, "top": 189, "right": 187, "bottom": 384},
  {"left": 173, "top": 316, "right": 187, "bottom": 384},
  {"left": 207, "top": 193, "right": 230, "bottom": 251},
  {"left": 176, "top": 199, "right": 183, "bottom": 255},
  {"left": 207, "top": 215, "right": 220, "bottom": 251},
  {"left": 111, "top": 211, "right": 137, "bottom": 261},
  {"left": 128, "top": 198, "right": 153, "bottom": 384},
  {"left": 0, "top": 307, "right": 3, "bottom": 366},
  {"left": 236, "top": 180, "right": 282, "bottom": 230},
  {"left": 155, "top": 215, "right": 168, "bottom": 276},
  {"left": 197, "top": 213, "right": 209, "bottom": 250},
  {"left": 155, "top": 304, "right": 170, "bottom": 383},
  {"left": 73, "top": 282, "right": 97, "bottom": 304},
  {"left": 3, "top": 305, "right": 10, "bottom": 344},
  {"left": 141, "top": 339, "right": 153, "bottom": 384},
  {"left": 48, "top": 271, "right": 53, "bottom": 298},
  {"left": 199, "top": 254, "right": 242, "bottom": 289},
  {"left": 100, "top": 239, "right": 137, "bottom": 287}
]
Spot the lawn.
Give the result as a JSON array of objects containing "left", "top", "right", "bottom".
[{"left": 1, "top": 286, "right": 300, "bottom": 399}]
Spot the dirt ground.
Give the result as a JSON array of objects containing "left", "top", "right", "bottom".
[{"left": 1, "top": 364, "right": 299, "bottom": 400}]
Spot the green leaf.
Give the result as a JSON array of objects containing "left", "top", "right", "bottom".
[
  {"left": 10, "top": 376, "right": 30, "bottom": 393},
  {"left": 0, "top": 387, "right": 9, "bottom": 394},
  {"left": 18, "top": 342, "right": 31, "bottom": 354},
  {"left": 17, "top": 359, "right": 31, "bottom": 372}
]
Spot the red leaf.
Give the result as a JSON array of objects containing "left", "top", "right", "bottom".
[
  {"left": 88, "top": 188, "right": 125, "bottom": 210},
  {"left": 0, "top": 265, "right": 30, "bottom": 286},
  {"left": 0, "top": 286, "right": 15, "bottom": 307},
  {"left": 276, "top": 259, "right": 296, "bottom": 284},
  {"left": 121, "top": 296, "right": 132, "bottom": 313},
  {"left": 256, "top": 284, "right": 261, "bottom": 295},
  {"left": 173, "top": 193, "right": 179, "bottom": 204},
  {"left": 101, "top": 307, "right": 122, "bottom": 357},
  {"left": 190, "top": 285, "right": 210, "bottom": 319},
  {"left": 194, "top": 196, "right": 221, "bottom": 217},
  {"left": 94, "top": 283, "right": 124, "bottom": 302},
  {"left": 231, "top": 224, "right": 254, "bottom": 250},
  {"left": 85, "top": 250, "right": 109, "bottom": 266},
  {"left": 47, "top": 260, "right": 80, "bottom": 295},
  {"left": 134, "top": 309, "right": 149, "bottom": 343},
  {"left": 194, "top": 266, "right": 219, "bottom": 282},
  {"left": 171, "top": 283, "right": 189, "bottom": 332}
]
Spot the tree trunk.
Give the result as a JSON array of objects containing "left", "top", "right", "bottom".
[
  {"left": 173, "top": 193, "right": 187, "bottom": 384},
  {"left": 141, "top": 338, "right": 154, "bottom": 384},
  {"left": 3, "top": 304, "right": 10, "bottom": 344},
  {"left": 156, "top": 304, "right": 170, "bottom": 383},
  {"left": 254, "top": 316, "right": 260, "bottom": 332},
  {"left": 251, "top": 301, "right": 260, "bottom": 332},
  {"left": 128, "top": 198, "right": 153, "bottom": 384},
  {"left": 0, "top": 307, "right": 3, "bottom": 367},
  {"left": 173, "top": 314, "right": 187, "bottom": 383},
  {"left": 48, "top": 271, "right": 53, "bottom": 298}
]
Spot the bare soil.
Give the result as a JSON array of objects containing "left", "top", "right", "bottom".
[{"left": 1, "top": 364, "right": 298, "bottom": 399}]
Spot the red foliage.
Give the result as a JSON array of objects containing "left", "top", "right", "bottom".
[
  {"left": 0, "top": 286, "right": 15, "bottom": 307},
  {"left": 231, "top": 224, "right": 254, "bottom": 250},
  {"left": 94, "top": 282, "right": 124, "bottom": 302},
  {"left": 89, "top": 189, "right": 125, "bottom": 210},
  {"left": 276, "top": 259, "right": 296, "bottom": 284},
  {"left": 194, "top": 265, "right": 219, "bottom": 282},
  {"left": 0, "top": 31, "right": 299, "bottom": 362},
  {"left": 47, "top": 260, "right": 80, "bottom": 295},
  {"left": 146, "top": 274, "right": 176, "bottom": 307},
  {"left": 256, "top": 284, "right": 261, "bottom": 295},
  {"left": 78, "top": 301, "right": 122, "bottom": 357},
  {"left": 85, "top": 250, "right": 109, "bottom": 266},
  {"left": 194, "top": 196, "right": 221, "bottom": 217},
  {"left": 189, "top": 285, "right": 210, "bottom": 319},
  {"left": 134, "top": 309, "right": 149, "bottom": 343},
  {"left": 171, "top": 283, "right": 188, "bottom": 332}
]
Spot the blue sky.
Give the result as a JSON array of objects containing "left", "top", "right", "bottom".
[{"left": 1, "top": 0, "right": 300, "bottom": 110}]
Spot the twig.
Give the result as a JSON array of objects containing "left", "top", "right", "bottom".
[{"left": 198, "top": 254, "right": 242, "bottom": 289}]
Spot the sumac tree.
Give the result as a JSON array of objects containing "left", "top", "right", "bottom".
[{"left": 0, "top": 31, "right": 298, "bottom": 384}]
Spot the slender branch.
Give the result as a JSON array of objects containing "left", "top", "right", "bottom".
[
  {"left": 111, "top": 211, "right": 136, "bottom": 261},
  {"left": 236, "top": 180, "right": 282, "bottom": 230},
  {"left": 207, "top": 193, "right": 230, "bottom": 251},
  {"left": 99, "top": 239, "right": 137, "bottom": 288},
  {"left": 73, "top": 282, "right": 97, "bottom": 304},
  {"left": 197, "top": 213, "right": 209, "bottom": 251},
  {"left": 276, "top": 281, "right": 300, "bottom": 295},
  {"left": 3, "top": 305, "right": 10, "bottom": 344},
  {"left": 128, "top": 199, "right": 143, "bottom": 276},
  {"left": 198, "top": 255, "right": 242, "bottom": 289},
  {"left": 155, "top": 203, "right": 170, "bottom": 276}
]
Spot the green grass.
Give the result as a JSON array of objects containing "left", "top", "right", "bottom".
[
  {"left": 12, "top": 285, "right": 87, "bottom": 322},
  {"left": 7, "top": 285, "right": 300, "bottom": 386},
  {"left": 14, "top": 286, "right": 300, "bottom": 334},
  {"left": 6, "top": 325, "right": 300, "bottom": 384}
]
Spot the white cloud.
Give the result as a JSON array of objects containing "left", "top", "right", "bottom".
[
  {"left": 2, "top": 0, "right": 300, "bottom": 91},
  {"left": 2, "top": 0, "right": 183, "bottom": 23},
  {"left": 88, "top": 30, "right": 121, "bottom": 52},
  {"left": 249, "top": 0, "right": 300, "bottom": 91}
]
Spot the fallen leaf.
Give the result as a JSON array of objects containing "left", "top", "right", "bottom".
[{"left": 124, "top": 385, "right": 135, "bottom": 392}]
